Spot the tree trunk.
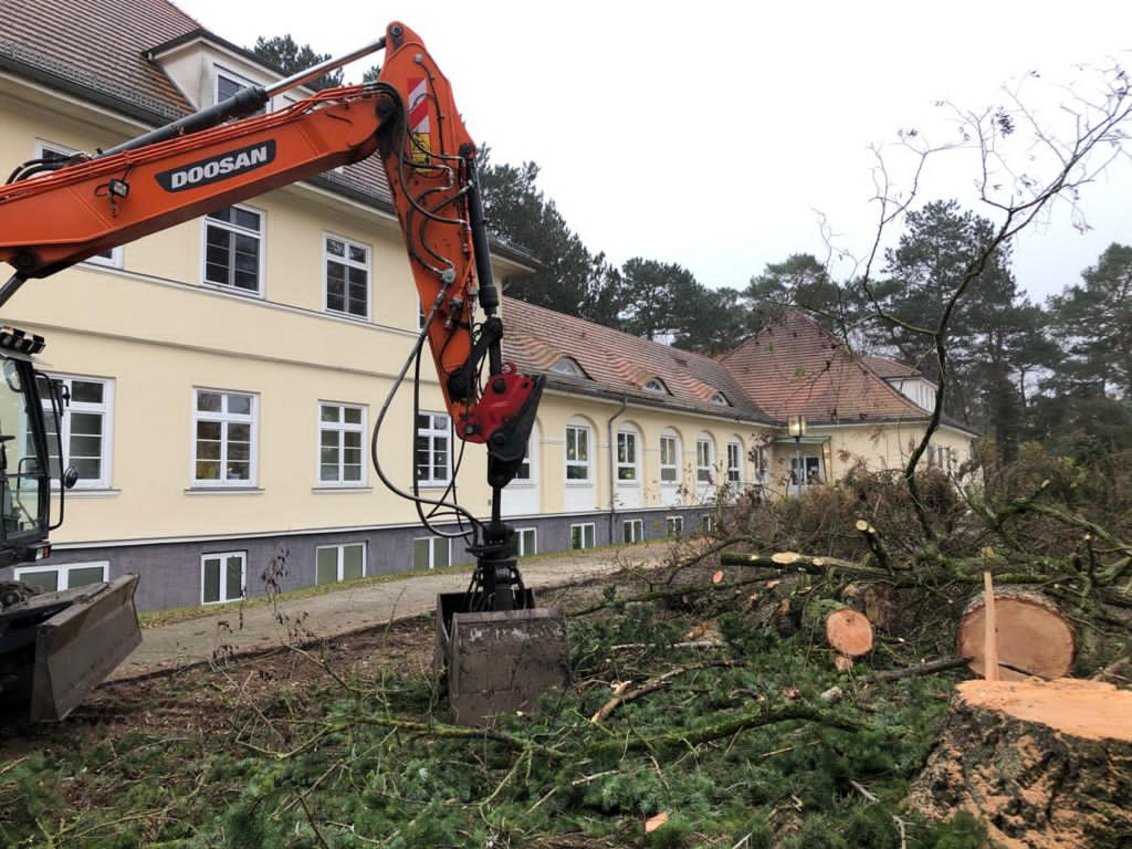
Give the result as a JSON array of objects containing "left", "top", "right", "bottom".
[
  {"left": 907, "top": 678, "right": 1132, "bottom": 848},
  {"left": 956, "top": 589, "right": 1075, "bottom": 680}
]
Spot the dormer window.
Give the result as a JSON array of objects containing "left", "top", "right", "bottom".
[
  {"left": 551, "top": 358, "right": 586, "bottom": 378},
  {"left": 215, "top": 66, "right": 266, "bottom": 114},
  {"left": 216, "top": 67, "right": 253, "bottom": 102},
  {"left": 711, "top": 392, "right": 730, "bottom": 406},
  {"left": 643, "top": 378, "right": 669, "bottom": 394}
]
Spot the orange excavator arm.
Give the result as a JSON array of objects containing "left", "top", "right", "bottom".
[{"left": 0, "top": 21, "right": 542, "bottom": 480}]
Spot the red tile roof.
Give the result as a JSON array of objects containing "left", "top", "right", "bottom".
[
  {"left": 864, "top": 356, "right": 922, "bottom": 380},
  {"left": 502, "top": 297, "right": 768, "bottom": 422},
  {"left": 0, "top": 0, "right": 198, "bottom": 122},
  {"left": 720, "top": 312, "right": 929, "bottom": 425}
]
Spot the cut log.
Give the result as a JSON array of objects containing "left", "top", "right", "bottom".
[
  {"left": 825, "top": 607, "right": 874, "bottom": 658},
  {"left": 908, "top": 678, "right": 1132, "bottom": 848},
  {"left": 956, "top": 589, "right": 1074, "bottom": 680}
]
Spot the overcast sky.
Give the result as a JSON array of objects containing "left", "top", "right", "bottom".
[{"left": 174, "top": 0, "right": 1132, "bottom": 303}]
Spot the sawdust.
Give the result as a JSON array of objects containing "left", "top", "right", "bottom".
[{"left": 958, "top": 678, "right": 1132, "bottom": 742}]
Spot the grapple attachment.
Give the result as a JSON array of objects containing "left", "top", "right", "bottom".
[
  {"left": 0, "top": 574, "right": 141, "bottom": 722},
  {"left": 437, "top": 591, "right": 570, "bottom": 726}
]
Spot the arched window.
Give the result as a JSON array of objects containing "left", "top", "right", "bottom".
[
  {"left": 616, "top": 426, "right": 640, "bottom": 482},
  {"left": 659, "top": 428, "right": 681, "bottom": 486},
  {"left": 552, "top": 357, "right": 586, "bottom": 378},
  {"left": 565, "top": 418, "right": 592, "bottom": 481},
  {"left": 643, "top": 377, "right": 669, "bottom": 394},
  {"left": 696, "top": 433, "right": 715, "bottom": 484},
  {"left": 726, "top": 436, "right": 744, "bottom": 484}
]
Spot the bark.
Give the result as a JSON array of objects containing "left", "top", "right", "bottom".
[{"left": 908, "top": 679, "right": 1132, "bottom": 848}]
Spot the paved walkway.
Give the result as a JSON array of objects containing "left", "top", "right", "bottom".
[{"left": 109, "top": 542, "right": 670, "bottom": 681}]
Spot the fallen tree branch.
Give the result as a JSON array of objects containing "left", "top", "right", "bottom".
[
  {"left": 820, "top": 656, "right": 971, "bottom": 703},
  {"left": 587, "top": 703, "right": 867, "bottom": 760},
  {"left": 867, "top": 656, "right": 971, "bottom": 683},
  {"left": 855, "top": 520, "right": 898, "bottom": 573},
  {"left": 591, "top": 661, "right": 740, "bottom": 724}
]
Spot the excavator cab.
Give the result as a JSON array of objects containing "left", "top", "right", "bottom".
[{"left": 0, "top": 328, "right": 140, "bottom": 721}]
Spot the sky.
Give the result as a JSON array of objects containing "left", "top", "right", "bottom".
[{"left": 173, "top": 0, "right": 1132, "bottom": 303}]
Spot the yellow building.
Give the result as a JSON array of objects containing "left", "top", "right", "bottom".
[{"left": 0, "top": 0, "right": 976, "bottom": 610}]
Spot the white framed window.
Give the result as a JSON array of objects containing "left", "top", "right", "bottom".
[
  {"left": 510, "top": 527, "right": 537, "bottom": 557},
  {"left": 14, "top": 560, "right": 107, "bottom": 593},
  {"left": 622, "top": 518, "right": 643, "bottom": 544},
  {"left": 36, "top": 374, "right": 113, "bottom": 489},
  {"left": 193, "top": 390, "right": 257, "bottom": 486},
  {"left": 570, "top": 522, "right": 595, "bottom": 550},
  {"left": 727, "top": 440, "right": 743, "bottom": 484},
  {"left": 203, "top": 205, "right": 263, "bottom": 294},
  {"left": 666, "top": 516, "right": 684, "bottom": 538},
  {"left": 315, "top": 542, "right": 366, "bottom": 584},
  {"left": 512, "top": 432, "right": 536, "bottom": 483},
  {"left": 791, "top": 455, "right": 822, "bottom": 486},
  {"left": 324, "top": 234, "right": 370, "bottom": 319},
  {"left": 215, "top": 66, "right": 260, "bottom": 107},
  {"left": 415, "top": 412, "right": 451, "bottom": 486},
  {"left": 412, "top": 536, "right": 450, "bottom": 570},
  {"left": 660, "top": 433, "right": 680, "bottom": 484},
  {"left": 201, "top": 551, "right": 245, "bottom": 604},
  {"left": 36, "top": 141, "right": 122, "bottom": 268},
  {"left": 696, "top": 437, "right": 714, "bottom": 484},
  {"left": 565, "top": 423, "right": 591, "bottom": 482},
  {"left": 616, "top": 429, "right": 638, "bottom": 481},
  {"left": 318, "top": 403, "right": 366, "bottom": 486},
  {"left": 702, "top": 514, "right": 716, "bottom": 533}
]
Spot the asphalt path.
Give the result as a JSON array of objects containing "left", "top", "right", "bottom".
[{"left": 108, "top": 542, "right": 672, "bottom": 681}]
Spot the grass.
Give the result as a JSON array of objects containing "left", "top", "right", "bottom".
[{"left": 139, "top": 539, "right": 660, "bottom": 628}]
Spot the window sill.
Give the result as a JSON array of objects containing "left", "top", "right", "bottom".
[
  {"left": 200, "top": 282, "right": 264, "bottom": 299},
  {"left": 59, "top": 488, "right": 120, "bottom": 498},
  {"left": 564, "top": 481, "right": 593, "bottom": 487},
  {"left": 324, "top": 309, "right": 371, "bottom": 324},
  {"left": 184, "top": 487, "right": 265, "bottom": 495},
  {"left": 311, "top": 486, "right": 372, "bottom": 494},
  {"left": 417, "top": 482, "right": 452, "bottom": 490}
]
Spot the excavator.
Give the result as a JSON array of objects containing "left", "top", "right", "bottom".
[{"left": 0, "top": 22, "right": 564, "bottom": 723}]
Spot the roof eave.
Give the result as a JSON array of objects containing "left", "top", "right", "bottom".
[
  {"left": 0, "top": 54, "right": 183, "bottom": 126},
  {"left": 540, "top": 374, "right": 771, "bottom": 425}
]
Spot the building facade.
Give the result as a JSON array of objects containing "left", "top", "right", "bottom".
[{"left": 0, "top": 0, "right": 977, "bottom": 611}]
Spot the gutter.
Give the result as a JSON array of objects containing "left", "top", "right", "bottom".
[{"left": 606, "top": 395, "right": 628, "bottom": 543}]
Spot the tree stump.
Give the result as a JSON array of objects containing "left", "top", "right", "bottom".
[
  {"left": 956, "top": 589, "right": 1074, "bottom": 680},
  {"left": 907, "top": 678, "right": 1132, "bottom": 848},
  {"left": 825, "top": 607, "right": 873, "bottom": 662}
]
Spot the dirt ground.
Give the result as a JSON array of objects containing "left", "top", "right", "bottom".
[
  {"left": 56, "top": 552, "right": 637, "bottom": 743},
  {"left": 108, "top": 542, "right": 672, "bottom": 681}
]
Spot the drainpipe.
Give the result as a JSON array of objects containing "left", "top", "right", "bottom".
[{"left": 607, "top": 396, "right": 629, "bottom": 544}]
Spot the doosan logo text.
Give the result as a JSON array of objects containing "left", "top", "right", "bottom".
[{"left": 155, "top": 141, "right": 276, "bottom": 192}]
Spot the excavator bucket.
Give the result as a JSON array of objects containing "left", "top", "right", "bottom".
[
  {"left": 437, "top": 591, "right": 570, "bottom": 726},
  {"left": 0, "top": 574, "right": 140, "bottom": 722}
]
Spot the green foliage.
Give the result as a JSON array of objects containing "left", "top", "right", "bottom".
[
  {"left": 251, "top": 34, "right": 342, "bottom": 90},
  {"left": 920, "top": 810, "right": 989, "bottom": 848},
  {"left": 0, "top": 560, "right": 988, "bottom": 849},
  {"left": 1046, "top": 242, "right": 1132, "bottom": 400},
  {"left": 745, "top": 253, "right": 853, "bottom": 336}
]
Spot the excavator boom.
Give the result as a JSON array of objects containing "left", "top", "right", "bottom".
[{"left": 0, "top": 22, "right": 552, "bottom": 724}]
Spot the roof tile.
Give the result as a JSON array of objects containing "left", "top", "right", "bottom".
[
  {"left": 720, "top": 312, "right": 928, "bottom": 424},
  {"left": 502, "top": 297, "right": 768, "bottom": 421}
]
